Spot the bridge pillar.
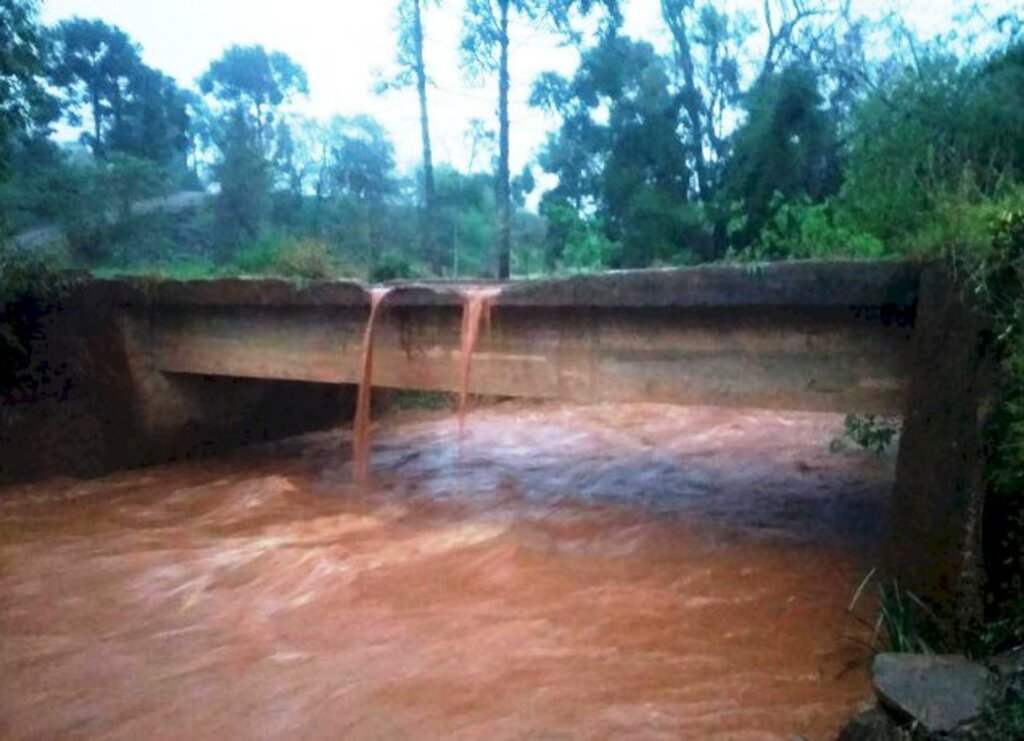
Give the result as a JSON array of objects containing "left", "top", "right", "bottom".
[{"left": 889, "top": 264, "right": 992, "bottom": 637}]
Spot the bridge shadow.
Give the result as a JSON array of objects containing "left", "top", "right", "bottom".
[{"left": 304, "top": 402, "right": 895, "bottom": 553}]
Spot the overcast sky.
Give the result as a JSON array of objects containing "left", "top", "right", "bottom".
[{"left": 40, "top": 0, "right": 989, "bottom": 176}]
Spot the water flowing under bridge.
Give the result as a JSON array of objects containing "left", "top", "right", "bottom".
[{"left": 53, "top": 259, "right": 984, "bottom": 631}]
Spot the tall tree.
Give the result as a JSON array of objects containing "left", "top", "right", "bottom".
[
  {"left": 658, "top": 1, "right": 739, "bottom": 201},
  {"left": 49, "top": 18, "right": 145, "bottom": 157},
  {"left": 201, "top": 46, "right": 308, "bottom": 253},
  {"left": 720, "top": 63, "right": 839, "bottom": 246},
  {"left": 0, "top": 0, "right": 59, "bottom": 238},
  {"left": 213, "top": 107, "right": 271, "bottom": 254},
  {"left": 327, "top": 115, "right": 397, "bottom": 271},
  {"left": 658, "top": 0, "right": 857, "bottom": 203},
  {"left": 381, "top": 0, "right": 442, "bottom": 271},
  {"left": 1, "top": 0, "right": 56, "bottom": 167},
  {"left": 180, "top": 90, "right": 213, "bottom": 182},
  {"left": 107, "top": 66, "right": 190, "bottom": 165},
  {"left": 461, "top": 0, "right": 516, "bottom": 278},
  {"left": 533, "top": 35, "right": 696, "bottom": 267},
  {"left": 462, "top": 0, "right": 619, "bottom": 278},
  {"left": 199, "top": 45, "right": 308, "bottom": 151}
]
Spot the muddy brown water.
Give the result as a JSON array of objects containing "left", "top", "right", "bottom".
[{"left": 0, "top": 402, "right": 891, "bottom": 739}]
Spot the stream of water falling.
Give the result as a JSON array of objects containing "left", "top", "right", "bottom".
[
  {"left": 458, "top": 287, "right": 501, "bottom": 430},
  {"left": 351, "top": 287, "right": 392, "bottom": 484}
]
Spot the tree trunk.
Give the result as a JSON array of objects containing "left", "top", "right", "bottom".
[
  {"left": 661, "top": 1, "right": 708, "bottom": 201},
  {"left": 496, "top": 0, "right": 512, "bottom": 279},
  {"left": 254, "top": 101, "right": 265, "bottom": 152},
  {"left": 313, "top": 149, "right": 327, "bottom": 234},
  {"left": 91, "top": 87, "right": 103, "bottom": 157},
  {"left": 412, "top": 0, "right": 439, "bottom": 273}
]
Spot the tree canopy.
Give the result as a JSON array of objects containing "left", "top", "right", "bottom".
[{"left": 0, "top": 0, "right": 1021, "bottom": 278}]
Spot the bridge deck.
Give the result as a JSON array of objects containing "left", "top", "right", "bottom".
[{"left": 118, "top": 261, "right": 920, "bottom": 415}]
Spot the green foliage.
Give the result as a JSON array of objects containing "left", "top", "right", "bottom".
[
  {"left": 108, "top": 66, "right": 191, "bottom": 164},
  {"left": 270, "top": 239, "right": 336, "bottom": 280},
  {"left": 0, "top": 241, "right": 72, "bottom": 421},
  {"left": 838, "top": 43, "right": 1024, "bottom": 255},
  {"left": 20, "top": 152, "right": 180, "bottom": 264},
  {"left": 970, "top": 686, "right": 1024, "bottom": 740},
  {"left": 533, "top": 35, "right": 701, "bottom": 267},
  {"left": 213, "top": 108, "right": 271, "bottom": 255},
  {"left": 199, "top": 45, "right": 308, "bottom": 145},
  {"left": 840, "top": 212, "right": 1024, "bottom": 662},
  {"left": 849, "top": 570, "right": 949, "bottom": 655},
  {"left": 49, "top": 17, "right": 189, "bottom": 164},
  {"left": 742, "top": 195, "right": 886, "bottom": 261},
  {"left": 875, "top": 579, "right": 943, "bottom": 654},
  {"left": 538, "top": 199, "right": 616, "bottom": 272},
  {"left": 0, "top": 0, "right": 57, "bottom": 177},
  {"left": 327, "top": 116, "right": 396, "bottom": 205},
  {"left": 561, "top": 228, "right": 615, "bottom": 273},
  {"left": 3, "top": 0, "right": 1024, "bottom": 285},
  {"left": 433, "top": 166, "right": 500, "bottom": 277},
  {"left": 720, "top": 64, "right": 840, "bottom": 248},
  {"left": 461, "top": 0, "right": 620, "bottom": 278},
  {"left": 0, "top": 242, "right": 70, "bottom": 304},
  {"left": 370, "top": 253, "right": 417, "bottom": 282},
  {"left": 832, "top": 415, "right": 901, "bottom": 456},
  {"left": 968, "top": 209, "right": 1024, "bottom": 652},
  {"left": 232, "top": 235, "right": 349, "bottom": 280}
]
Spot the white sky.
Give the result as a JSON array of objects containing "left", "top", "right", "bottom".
[{"left": 40, "top": 0, "right": 998, "bottom": 176}]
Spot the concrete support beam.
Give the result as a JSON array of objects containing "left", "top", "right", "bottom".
[{"left": 144, "top": 262, "right": 919, "bottom": 415}]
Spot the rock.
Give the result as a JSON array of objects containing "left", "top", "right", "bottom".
[
  {"left": 872, "top": 653, "right": 994, "bottom": 735},
  {"left": 837, "top": 706, "right": 907, "bottom": 741}
]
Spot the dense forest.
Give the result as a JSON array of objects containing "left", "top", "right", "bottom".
[{"left": 0, "top": 0, "right": 1022, "bottom": 281}]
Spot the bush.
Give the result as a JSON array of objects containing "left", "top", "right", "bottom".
[
  {"left": 973, "top": 209, "right": 1024, "bottom": 652},
  {"left": 274, "top": 239, "right": 334, "bottom": 279},
  {"left": 832, "top": 414, "right": 901, "bottom": 455},
  {"left": 0, "top": 242, "right": 71, "bottom": 304},
  {"left": 744, "top": 194, "right": 887, "bottom": 261},
  {"left": 848, "top": 570, "right": 950, "bottom": 654},
  {"left": 0, "top": 242, "right": 73, "bottom": 414},
  {"left": 370, "top": 253, "right": 416, "bottom": 282},
  {"left": 235, "top": 235, "right": 344, "bottom": 280}
]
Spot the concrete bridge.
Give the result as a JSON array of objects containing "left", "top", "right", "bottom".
[
  {"left": 39, "top": 260, "right": 986, "bottom": 632},
  {"left": 131, "top": 261, "right": 918, "bottom": 414}
]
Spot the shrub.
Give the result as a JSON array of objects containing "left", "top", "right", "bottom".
[
  {"left": 0, "top": 242, "right": 73, "bottom": 415},
  {"left": 274, "top": 239, "right": 334, "bottom": 280},
  {"left": 831, "top": 415, "right": 901, "bottom": 455},
  {"left": 0, "top": 242, "right": 71, "bottom": 303},
  {"left": 972, "top": 209, "right": 1024, "bottom": 652},
  {"left": 744, "top": 194, "right": 886, "bottom": 261},
  {"left": 848, "top": 570, "right": 949, "bottom": 654},
  {"left": 371, "top": 253, "right": 416, "bottom": 282}
]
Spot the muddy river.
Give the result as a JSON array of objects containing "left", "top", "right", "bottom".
[{"left": 1, "top": 403, "right": 891, "bottom": 739}]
